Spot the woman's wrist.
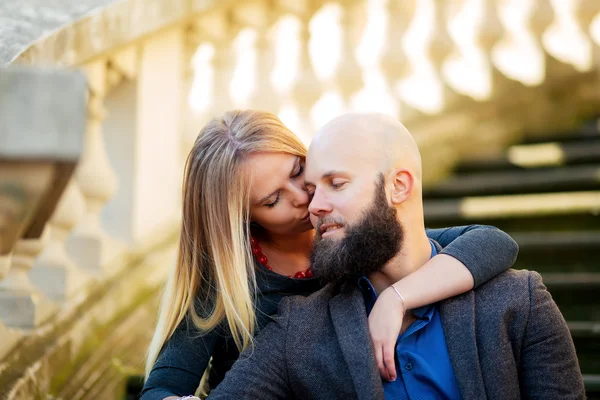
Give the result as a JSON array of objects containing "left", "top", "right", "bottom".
[{"left": 387, "top": 283, "right": 407, "bottom": 315}]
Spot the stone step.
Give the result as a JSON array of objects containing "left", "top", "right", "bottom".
[
  {"left": 513, "top": 232, "right": 600, "bottom": 272},
  {"left": 423, "top": 165, "right": 600, "bottom": 199},
  {"left": 584, "top": 374, "right": 600, "bottom": 398},
  {"left": 455, "top": 140, "right": 600, "bottom": 173},
  {"left": 543, "top": 275, "right": 600, "bottom": 323},
  {"left": 523, "top": 120, "right": 600, "bottom": 144},
  {"left": 512, "top": 231, "right": 600, "bottom": 250},
  {"left": 423, "top": 191, "right": 600, "bottom": 233},
  {"left": 570, "top": 321, "right": 600, "bottom": 337},
  {"left": 571, "top": 323, "right": 600, "bottom": 376}
]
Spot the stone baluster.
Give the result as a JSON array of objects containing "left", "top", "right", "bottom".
[
  {"left": 206, "top": 13, "right": 236, "bottom": 117},
  {"left": 530, "top": 0, "right": 567, "bottom": 78},
  {"left": 282, "top": 1, "right": 322, "bottom": 140},
  {"left": 184, "top": 22, "right": 211, "bottom": 151},
  {"left": 334, "top": 0, "right": 365, "bottom": 104},
  {"left": 475, "top": 0, "right": 514, "bottom": 99},
  {"left": 429, "top": 0, "right": 462, "bottom": 110},
  {"left": 0, "top": 229, "right": 56, "bottom": 328},
  {"left": 381, "top": 0, "right": 415, "bottom": 85},
  {"left": 573, "top": 0, "right": 600, "bottom": 36},
  {"left": 66, "top": 60, "right": 120, "bottom": 277},
  {"left": 0, "top": 254, "right": 10, "bottom": 281},
  {"left": 0, "top": 254, "right": 22, "bottom": 358},
  {"left": 29, "top": 179, "right": 88, "bottom": 302},
  {"left": 237, "top": 0, "right": 281, "bottom": 113},
  {"left": 573, "top": 0, "right": 600, "bottom": 65},
  {"left": 476, "top": 0, "right": 504, "bottom": 53},
  {"left": 381, "top": 0, "right": 419, "bottom": 120}
]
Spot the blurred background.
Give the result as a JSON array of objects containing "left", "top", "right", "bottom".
[{"left": 1, "top": 0, "right": 599, "bottom": 398}]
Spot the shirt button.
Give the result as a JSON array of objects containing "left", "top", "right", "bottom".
[{"left": 405, "top": 363, "right": 413, "bottom": 371}]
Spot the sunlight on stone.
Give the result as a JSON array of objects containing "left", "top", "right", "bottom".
[
  {"left": 309, "top": 3, "right": 343, "bottom": 81},
  {"left": 592, "top": 13, "right": 600, "bottom": 46},
  {"left": 230, "top": 28, "right": 258, "bottom": 107},
  {"left": 272, "top": 16, "right": 301, "bottom": 94},
  {"left": 188, "top": 43, "right": 215, "bottom": 112},
  {"left": 492, "top": 0, "right": 545, "bottom": 86},
  {"left": 443, "top": 0, "right": 492, "bottom": 100},
  {"left": 351, "top": 0, "right": 397, "bottom": 117},
  {"left": 543, "top": 0, "right": 592, "bottom": 72},
  {"left": 278, "top": 105, "right": 312, "bottom": 146},
  {"left": 351, "top": 70, "right": 398, "bottom": 117},
  {"left": 355, "top": 0, "right": 387, "bottom": 69},
  {"left": 311, "top": 90, "right": 346, "bottom": 129},
  {"left": 397, "top": 0, "right": 444, "bottom": 113}
]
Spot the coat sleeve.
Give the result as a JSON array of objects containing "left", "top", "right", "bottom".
[
  {"left": 519, "top": 272, "right": 585, "bottom": 399},
  {"left": 208, "top": 298, "right": 293, "bottom": 400},
  {"left": 426, "top": 225, "right": 519, "bottom": 288},
  {"left": 141, "top": 318, "right": 218, "bottom": 399}
]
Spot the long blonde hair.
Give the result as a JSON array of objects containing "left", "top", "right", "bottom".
[{"left": 145, "top": 110, "right": 307, "bottom": 380}]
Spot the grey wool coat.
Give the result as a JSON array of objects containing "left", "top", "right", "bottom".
[{"left": 208, "top": 268, "right": 585, "bottom": 400}]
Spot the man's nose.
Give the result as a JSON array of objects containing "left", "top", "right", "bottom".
[{"left": 308, "top": 188, "right": 332, "bottom": 217}]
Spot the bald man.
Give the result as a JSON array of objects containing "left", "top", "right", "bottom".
[{"left": 209, "top": 113, "right": 584, "bottom": 400}]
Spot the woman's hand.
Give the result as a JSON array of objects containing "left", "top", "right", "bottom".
[{"left": 368, "top": 285, "right": 406, "bottom": 382}]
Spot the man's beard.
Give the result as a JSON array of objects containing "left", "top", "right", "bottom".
[{"left": 310, "top": 177, "right": 404, "bottom": 284}]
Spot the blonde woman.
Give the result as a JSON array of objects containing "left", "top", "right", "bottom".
[{"left": 142, "top": 110, "right": 519, "bottom": 400}]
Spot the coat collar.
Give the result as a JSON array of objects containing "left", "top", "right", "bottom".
[
  {"left": 329, "top": 283, "right": 385, "bottom": 400},
  {"left": 439, "top": 291, "right": 487, "bottom": 399}
]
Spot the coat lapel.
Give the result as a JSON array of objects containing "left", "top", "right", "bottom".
[
  {"left": 440, "top": 292, "right": 487, "bottom": 399},
  {"left": 329, "top": 285, "right": 385, "bottom": 400}
]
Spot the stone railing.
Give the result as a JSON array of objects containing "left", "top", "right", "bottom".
[{"left": 1, "top": 0, "right": 600, "bottom": 396}]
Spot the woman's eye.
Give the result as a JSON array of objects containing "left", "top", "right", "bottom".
[
  {"left": 292, "top": 164, "right": 305, "bottom": 179},
  {"left": 331, "top": 182, "right": 346, "bottom": 189},
  {"left": 265, "top": 193, "right": 280, "bottom": 208}
]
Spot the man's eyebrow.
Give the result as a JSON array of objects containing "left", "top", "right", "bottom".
[{"left": 305, "top": 170, "right": 346, "bottom": 186}]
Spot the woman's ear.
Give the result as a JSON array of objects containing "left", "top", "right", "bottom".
[{"left": 389, "top": 168, "right": 414, "bottom": 205}]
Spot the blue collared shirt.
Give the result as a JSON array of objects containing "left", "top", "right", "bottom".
[{"left": 358, "top": 241, "right": 462, "bottom": 400}]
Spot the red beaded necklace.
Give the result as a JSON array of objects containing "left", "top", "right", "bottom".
[{"left": 250, "top": 237, "right": 314, "bottom": 279}]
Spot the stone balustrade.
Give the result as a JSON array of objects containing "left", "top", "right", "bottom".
[{"left": 1, "top": 0, "right": 600, "bottom": 397}]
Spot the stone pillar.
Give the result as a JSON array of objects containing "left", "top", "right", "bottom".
[{"left": 134, "top": 28, "right": 185, "bottom": 245}]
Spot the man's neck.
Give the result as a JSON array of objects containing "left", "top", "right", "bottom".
[{"left": 367, "top": 231, "right": 432, "bottom": 295}]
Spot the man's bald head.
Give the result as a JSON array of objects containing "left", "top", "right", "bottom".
[
  {"left": 308, "top": 112, "right": 422, "bottom": 182},
  {"left": 306, "top": 113, "right": 426, "bottom": 284}
]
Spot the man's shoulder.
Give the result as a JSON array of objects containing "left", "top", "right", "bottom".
[
  {"left": 469, "top": 269, "right": 544, "bottom": 311},
  {"left": 475, "top": 268, "right": 541, "bottom": 293}
]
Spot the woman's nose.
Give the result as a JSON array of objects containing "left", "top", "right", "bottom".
[{"left": 291, "top": 182, "right": 310, "bottom": 208}]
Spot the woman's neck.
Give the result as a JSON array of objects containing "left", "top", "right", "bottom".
[{"left": 259, "top": 230, "right": 315, "bottom": 276}]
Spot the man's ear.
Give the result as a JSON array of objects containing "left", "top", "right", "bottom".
[{"left": 389, "top": 168, "right": 413, "bottom": 205}]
